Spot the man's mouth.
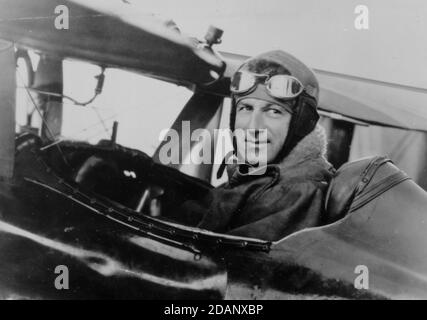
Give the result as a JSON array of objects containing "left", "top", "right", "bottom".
[{"left": 245, "top": 139, "right": 270, "bottom": 145}]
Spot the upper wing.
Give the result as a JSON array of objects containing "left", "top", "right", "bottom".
[
  {"left": 0, "top": 0, "right": 224, "bottom": 86},
  {"left": 214, "top": 52, "right": 427, "bottom": 132}
]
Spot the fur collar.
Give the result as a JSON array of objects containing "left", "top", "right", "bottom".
[{"left": 277, "top": 124, "right": 329, "bottom": 170}]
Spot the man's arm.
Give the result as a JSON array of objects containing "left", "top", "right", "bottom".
[{"left": 226, "top": 181, "right": 328, "bottom": 241}]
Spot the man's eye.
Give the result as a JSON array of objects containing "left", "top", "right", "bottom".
[
  {"left": 267, "top": 108, "right": 282, "bottom": 115},
  {"left": 238, "top": 105, "right": 252, "bottom": 112}
]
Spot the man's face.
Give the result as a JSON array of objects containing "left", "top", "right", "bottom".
[{"left": 234, "top": 98, "right": 292, "bottom": 166}]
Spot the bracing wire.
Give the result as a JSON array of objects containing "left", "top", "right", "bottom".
[{"left": 16, "top": 69, "right": 71, "bottom": 168}]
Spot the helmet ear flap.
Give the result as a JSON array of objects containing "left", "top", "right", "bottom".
[
  {"left": 273, "top": 94, "right": 319, "bottom": 162},
  {"left": 292, "top": 94, "right": 319, "bottom": 140}
]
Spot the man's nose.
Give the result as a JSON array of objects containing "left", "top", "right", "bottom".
[{"left": 247, "top": 110, "right": 264, "bottom": 130}]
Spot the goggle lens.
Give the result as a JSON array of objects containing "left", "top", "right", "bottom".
[
  {"left": 231, "top": 72, "right": 304, "bottom": 100},
  {"left": 266, "top": 75, "right": 303, "bottom": 99},
  {"left": 230, "top": 72, "right": 257, "bottom": 93}
]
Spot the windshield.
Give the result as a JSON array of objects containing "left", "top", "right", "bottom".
[{"left": 16, "top": 57, "right": 192, "bottom": 157}]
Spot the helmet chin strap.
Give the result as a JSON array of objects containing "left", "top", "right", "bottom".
[{"left": 216, "top": 149, "right": 238, "bottom": 180}]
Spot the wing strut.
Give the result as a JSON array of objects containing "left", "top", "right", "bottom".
[{"left": 0, "top": 40, "right": 15, "bottom": 179}]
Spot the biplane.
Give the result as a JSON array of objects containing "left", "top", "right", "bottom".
[{"left": 0, "top": 0, "right": 427, "bottom": 300}]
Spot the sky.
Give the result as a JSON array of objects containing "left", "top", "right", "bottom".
[{"left": 134, "top": 0, "right": 427, "bottom": 89}]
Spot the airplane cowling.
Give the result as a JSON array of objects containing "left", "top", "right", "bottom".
[{"left": 0, "top": 143, "right": 227, "bottom": 299}]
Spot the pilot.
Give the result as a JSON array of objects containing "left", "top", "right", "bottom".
[{"left": 180, "top": 50, "right": 335, "bottom": 241}]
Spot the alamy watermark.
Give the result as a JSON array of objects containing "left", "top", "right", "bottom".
[
  {"left": 54, "top": 265, "right": 69, "bottom": 290},
  {"left": 54, "top": 5, "right": 69, "bottom": 30},
  {"left": 354, "top": 5, "right": 369, "bottom": 30},
  {"left": 157, "top": 121, "right": 268, "bottom": 175},
  {"left": 354, "top": 265, "right": 369, "bottom": 290}
]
